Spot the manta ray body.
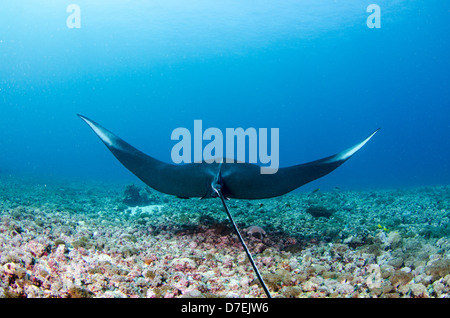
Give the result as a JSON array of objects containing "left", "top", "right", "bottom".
[{"left": 78, "top": 114, "right": 378, "bottom": 297}]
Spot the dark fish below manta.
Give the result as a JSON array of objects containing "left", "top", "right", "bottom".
[{"left": 77, "top": 114, "right": 379, "bottom": 200}]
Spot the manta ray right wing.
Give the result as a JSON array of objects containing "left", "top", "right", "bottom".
[{"left": 219, "top": 129, "right": 379, "bottom": 199}]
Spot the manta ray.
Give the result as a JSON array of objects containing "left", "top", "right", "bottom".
[{"left": 78, "top": 114, "right": 378, "bottom": 297}]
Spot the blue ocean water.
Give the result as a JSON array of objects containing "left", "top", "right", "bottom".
[{"left": 0, "top": 0, "right": 448, "bottom": 192}]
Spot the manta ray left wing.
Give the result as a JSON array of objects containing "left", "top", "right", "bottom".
[{"left": 78, "top": 114, "right": 219, "bottom": 198}]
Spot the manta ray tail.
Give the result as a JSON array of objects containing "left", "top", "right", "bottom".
[{"left": 212, "top": 183, "right": 272, "bottom": 298}]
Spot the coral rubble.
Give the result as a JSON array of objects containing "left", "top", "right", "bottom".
[{"left": 0, "top": 176, "right": 449, "bottom": 298}]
